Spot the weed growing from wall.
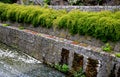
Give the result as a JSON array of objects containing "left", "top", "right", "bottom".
[
  {"left": 73, "top": 68, "right": 85, "bottom": 77},
  {"left": 2, "top": 24, "right": 9, "bottom": 27},
  {"left": 54, "top": 64, "right": 69, "bottom": 73},
  {"left": 115, "top": 53, "right": 120, "bottom": 58},
  {"left": 102, "top": 43, "right": 112, "bottom": 52}
]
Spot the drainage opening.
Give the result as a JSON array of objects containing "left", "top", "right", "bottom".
[
  {"left": 60, "top": 48, "right": 69, "bottom": 65},
  {"left": 86, "top": 58, "right": 98, "bottom": 77},
  {"left": 117, "top": 67, "right": 120, "bottom": 77},
  {"left": 109, "top": 64, "right": 116, "bottom": 77},
  {"left": 72, "top": 53, "right": 84, "bottom": 71}
]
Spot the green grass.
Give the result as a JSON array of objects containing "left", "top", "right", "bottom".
[{"left": 0, "top": 2, "right": 120, "bottom": 42}]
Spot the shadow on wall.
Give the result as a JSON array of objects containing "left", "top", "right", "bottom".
[
  {"left": 60, "top": 48, "right": 69, "bottom": 65},
  {"left": 60, "top": 48, "right": 99, "bottom": 77},
  {"left": 59, "top": 48, "right": 120, "bottom": 77}
]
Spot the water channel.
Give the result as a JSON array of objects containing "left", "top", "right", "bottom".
[{"left": 0, "top": 42, "right": 65, "bottom": 77}]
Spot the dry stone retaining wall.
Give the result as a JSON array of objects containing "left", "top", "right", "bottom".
[
  {"left": 0, "top": 24, "right": 120, "bottom": 77},
  {"left": 49, "top": 6, "right": 120, "bottom": 11},
  {"left": 3, "top": 21, "right": 120, "bottom": 52}
]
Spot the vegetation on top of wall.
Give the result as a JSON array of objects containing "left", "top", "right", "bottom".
[
  {"left": 0, "top": 0, "right": 12, "bottom": 3},
  {"left": 102, "top": 43, "right": 112, "bottom": 52},
  {"left": 2, "top": 24, "right": 9, "bottom": 26},
  {"left": 18, "top": 26, "right": 25, "bottom": 30},
  {"left": 115, "top": 53, "right": 120, "bottom": 58},
  {"left": 0, "top": 3, "right": 120, "bottom": 42},
  {"left": 43, "top": 0, "right": 50, "bottom": 5}
]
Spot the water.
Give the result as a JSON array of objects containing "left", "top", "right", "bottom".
[{"left": 0, "top": 42, "right": 65, "bottom": 77}]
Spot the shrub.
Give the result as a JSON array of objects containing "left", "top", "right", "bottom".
[
  {"left": 114, "top": 11, "right": 120, "bottom": 19},
  {"left": 0, "top": 3, "right": 120, "bottom": 42}
]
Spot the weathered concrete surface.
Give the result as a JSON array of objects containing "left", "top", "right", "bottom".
[{"left": 0, "top": 24, "right": 120, "bottom": 77}]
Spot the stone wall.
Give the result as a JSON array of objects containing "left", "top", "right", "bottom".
[
  {"left": 49, "top": 6, "right": 120, "bottom": 11},
  {"left": 0, "top": 24, "right": 120, "bottom": 77},
  {"left": 5, "top": 21, "right": 120, "bottom": 52}
]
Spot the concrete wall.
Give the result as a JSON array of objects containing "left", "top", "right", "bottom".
[
  {"left": 0, "top": 24, "right": 120, "bottom": 77},
  {"left": 49, "top": 6, "right": 120, "bottom": 11}
]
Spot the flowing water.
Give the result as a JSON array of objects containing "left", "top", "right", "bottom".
[{"left": 0, "top": 42, "right": 65, "bottom": 77}]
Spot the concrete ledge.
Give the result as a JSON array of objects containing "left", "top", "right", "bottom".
[{"left": 0, "top": 24, "right": 120, "bottom": 77}]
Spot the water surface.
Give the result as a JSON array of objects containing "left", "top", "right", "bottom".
[{"left": 0, "top": 42, "right": 65, "bottom": 77}]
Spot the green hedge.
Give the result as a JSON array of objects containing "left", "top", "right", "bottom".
[{"left": 0, "top": 3, "right": 120, "bottom": 42}]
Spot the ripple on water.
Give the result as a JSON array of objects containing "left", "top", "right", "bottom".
[{"left": 0, "top": 43, "right": 65, "bottom": 77}]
